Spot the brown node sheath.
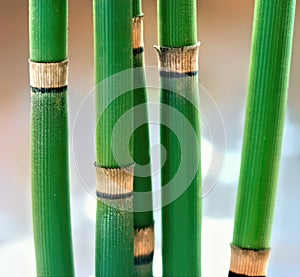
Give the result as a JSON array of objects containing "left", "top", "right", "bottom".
[
  {"left": 95, "top": 164, "right": 135, "bottom": 210},
  {"left": 155, "top": 42, "right": 200, "bottom": 75},
  {"left": 229, "top": 245, "right": 271, "bottom": 276},
  {"left": 29, "top": 60, "right": 68, "bottom": 89},
  {"left": 132, "top": 16, "right": 144, "bottom": 51},
  {"left": 134, "top": 226, "right": 154, "bottom": 258}
]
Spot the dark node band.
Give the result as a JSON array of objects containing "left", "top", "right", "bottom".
[
  {"left": 159, "top": 70, "right": 198, "bottom": 78},
  {"left": 96, "top": 191, "right": 133, "bottom": 200},
  {"left": 134, "top": 252, "right": 154, "bottom": 266},
  {"left": 229, "top": 271, "right": 265, "bottom": 277},
  {"left": 30, "top": 86, "right": 68, "bottom": 94},
  {"left": 133, "top": 47, "right": 144, "bottom": 56}
]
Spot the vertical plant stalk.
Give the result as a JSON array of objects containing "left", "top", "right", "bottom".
[
  {"left": 132, "top": 0, "right": 154, "bottom": 276},
  {"left": 157, "top": 1, "right": 202, "bottom": 276},
  {"left": 29, "top": 0, "right": 74, "bottom": 276},
  {"left": 230, "top": 0, "right": 296, "bottom": 276},
  {"left": 93, "top": 0, "right": 134, "bottom": 276}
]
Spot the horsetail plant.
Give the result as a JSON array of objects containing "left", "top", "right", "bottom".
[
  {"left": 29, "top": 0, "right": 74, "bottom": 276},
  {"left": 132, "top": 0, "right": 154, "bottom": 276},
  {"left": 93, "top": 0, "right": 135, "bottom": 276},
  {"left": 229, "top": 1, "right": 296, "bottom": 276},
  {"left": 156, "top": 0, "right": 202, "bottom": 276}
]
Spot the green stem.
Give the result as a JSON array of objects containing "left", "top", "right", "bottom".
[
  {"left": 157, "top": 1, "right": 202, "bottom": 276},
  {"left": 29, "top": 1, "right": 74, "bottom": 276},
  {"left": 158, "top": 0, "right": 197, "bottom": 47},
  {"left": 95, "top": 201, "right": 134, "bottom": 276},
  {"left": 232, "top": 0, "right": 296, "bottom": 250},
  {"left": 160, "top": 78, "right": 202, "bottom": 277},
  {"left": 31, "top": 92, "right": 74, "bottom": 276},
  {"left": 94, "top": 0, "right": 133, "bottom": 167},
  {"left": 132, "top": 0, "right": 143, "bottom": 17},
  {"left": 133, "top": 53, "right": 153, "bottom": 229},
  {"left": 93, "top": 1, "right": 134, "bottom": 276},
  {"left": 29, "top": 0, "right": 67, "bottom": 62},
  {"left": 132, "top": 2, "right": 154, "bottom": 275}
]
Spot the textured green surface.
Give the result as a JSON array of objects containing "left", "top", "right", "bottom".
[
  {"left": 95, "top": 201, "right": 134, "bottom": 277},
  {"left": 158, "top": 0, "right": 197, "bottom": 47},
  {"left": 31, "top": 91, "right": 74, "bottom": 276},
  {"left": 94, "top": 0, "right": 133, "bottom": 167},
  {"left": 29, "top": 0, "right": 67, "bottom": 62},
  {"left": 93, "top": 1, "right": 134, "bottom": 276},
  {"left": 160, "top": 79, "right": 202, "bottom": 277},
  {"left": 29, "top": 0, "right": 74, "bottom": 275},
  {"left": 132, "top": 0, "right": 142, "bottom": 17},
  {"left": 232, "top": 0, "right": 296, "bottom": 250}
]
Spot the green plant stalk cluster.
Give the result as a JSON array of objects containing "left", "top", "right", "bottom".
[
  {"left": 233, "top": 0, "right": 296, "bottom": 250},
  {"left": 158, "top": 0, "right": 202, "bottom": 275},
  {"left": 132, "top": 1, "right": 154, "bottom": 276},
  {"left": 93, "top": 0, "right": 134, "bottom": 276},
  {"left": 29, "top": 0, "right": 74, "bottom": 276}
]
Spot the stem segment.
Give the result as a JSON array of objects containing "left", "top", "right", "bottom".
[
  {"left": 158, "top": 0, "right": 197, "bottom": 47},
  {"left": 29, "top": 0, "right": 74, "bottom": 276},
  {"left": 157, "top": 1, "right": 202, "bottom": 276},
  {"left": 132, "top": 1, "right": 154, "bottom": 275},
  {"left": 93, "top": 1, "right": 134, "bottom": 276},
  {"left": 230, "top": 0, "right": 296, "bottom": 276}
]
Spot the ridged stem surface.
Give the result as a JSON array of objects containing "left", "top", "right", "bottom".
[
  {"left": 93, "top": 1, "right": 134, "bottom": 276},
  {"left": 158, "top": 0, "right": 197, "bottom": 47},
  {"left": 160, "top": 79, "right": 202, "bottom": 277},
  {"left": 158, "top": 1, "right": 202, "bottom": 275},
  {"left": 133, "top": 53, "right": 153, "bottom": 229},
  {"left": 132, "top": 2, "right": 154, "bottom": 275},
  {"left": 31, "top": 92, "right": 74, "bottom": 276},
  {"left": 94, "top": 0, "right": 133, "bottom": 167},
  {"left": 29, "top": 0, "right": 74, "bottom": 276},
  {"left": 29, "top": 0, "right": 67, "bottom": 62},
  {"left": 232, "top": 0, "right": 296, "bottom": 250}
]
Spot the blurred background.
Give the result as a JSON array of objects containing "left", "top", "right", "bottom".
[{"left": 0, "top": 0, "right": 299, "bottom": 276}]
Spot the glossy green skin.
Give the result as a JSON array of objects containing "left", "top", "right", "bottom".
[
  {"left": 93, "top": 1, "right": 134, "bottom": 276},
  {"left": 161, "top": 78, "right": 202, "bottom": 277},
  {"left": 158, "top": 0, "right": 197, "bottom": 47},
  {"left": 233, "top": 0, "right": 296, "bottom": 250},
  {"left": 29, "top": 0, "right": 67, "bottom": 62},
  {"left": 31, "top": 92, "right": 74, "bottom": 276}
]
